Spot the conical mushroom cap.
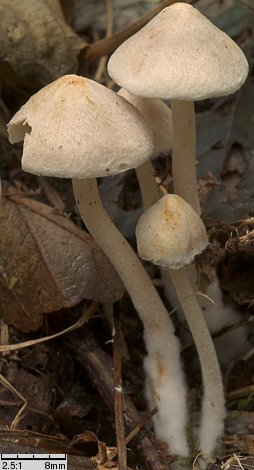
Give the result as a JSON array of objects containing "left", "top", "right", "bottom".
[
  {"left": 118, "top": 88, "right": 172, "bottom": 157},
  {"left": 108, "top": 3, "right": 248, "bottom": 101},
  {"left": 7, "top": 75, "right": 154, "bottom": 178},
  {"left": 136, "top": 194, "right": 208, "bottom": 269}
]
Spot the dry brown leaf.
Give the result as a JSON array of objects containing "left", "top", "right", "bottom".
[
  {"left": 71, "top": 431, "right": 117, "bottom": 466},
  {"left": 0, "top": 196, "right": 124, "bottom": 331},
  {"left": 0, "top": 0, "right": 86, "bottom": 86}
]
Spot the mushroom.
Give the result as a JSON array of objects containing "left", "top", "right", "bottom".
[
  {"left": 107, "top": 3, "right": 248, "bottom": 452},
  {"left": 116, "top": 88, "right": 225, "bottom": 453},
  {"left": 7, "top": 74, "right": 189, "bottom": 456},
  {"left": 136, "top": 195, "right": 208, "bottom": 269},
  {"left": 117, "top": 88, "right": 172, "bottom": 209},
  {"left": 136, "top": 194, "right": 225, "bottom": 454},
  {"left": 108, "top": 2, "right": 249, "bottom": 215}
]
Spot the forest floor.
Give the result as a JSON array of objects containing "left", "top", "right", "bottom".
[{"left": 0, "top": 0, "right": 254, "bottom": 469}]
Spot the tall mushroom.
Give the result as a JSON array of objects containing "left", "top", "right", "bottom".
[
  {"left": 108, "top": 2, "right": 249, "bottom": 215},
  {"left": 107, "top": 2, "right": 248, "bottom": 453},
  {"left": 7, "top": 74, "right": 189, "bottom": 456}
]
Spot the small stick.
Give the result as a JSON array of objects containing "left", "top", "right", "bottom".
[
  {"left": 182, "top": 317, "right": 252, "bottom": 353},
  {"left": 113, "top": 309, "right": 127, "bottom": 469},
  {"left": 94, "top": 0, "right": 113, "bottom": 81},
  {"left": 85, "top": 0, "right": 198, "bottom": 63},
  {"left": 125, "top": 408, "right": 157, "bottom": 445},
  {"left": 66, "top": 327, "right": 172, "bottom": 470},
  {"left": 226, "top": 384, "right": 254, "bottom": 400}
]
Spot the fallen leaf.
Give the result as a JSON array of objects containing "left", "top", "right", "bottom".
[
  {"left": 196, "top": 1, "right": 254, "bottom": 222},
  {"left": 197, "top": 81, "right": 254, "bottom": 222},
  {"left": 0, "top": 196, "right": 124, "bottom": 331},
  {"left": 0, "top": 0, "right": 86, "bottom": 87},
  {"left": 71, "top": 431, "right": 117, "bottom": 465}
]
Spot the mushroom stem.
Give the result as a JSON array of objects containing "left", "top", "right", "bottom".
[
  {"left": 169, "top": 267, "right": 225, "bottom": 454},
  {"left": 72, "top": 177, "right": 189, "bottom": 456},
  {"left": 171, "top": 100, "right": 200, "bottom": 215},
  {"left": 135, "top": 152, "right": 225, "bottom": 454},
  {"left": 136, "top": 160, "right": 161, "bottom": 210}
]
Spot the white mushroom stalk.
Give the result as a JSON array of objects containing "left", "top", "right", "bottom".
[
  {"left": 135, "top": 160, "right": 160, "bottom": 210},
  {"left": 136, "top": 193, "right": 225, "bottom": 454},
  {"left": 169, "top": 269, "right": 225, "bottom": 453},
  {"left": 170, "top": 100, "right": 199, "bottom": 214},
  {"left": 7, "top": 74, "right": 189, "bottom": 457},
  {"left": 72, "top": 178, "right": 189, "bottom": 456}
]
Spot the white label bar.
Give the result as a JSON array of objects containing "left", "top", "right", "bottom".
[{"left": 0, "top": 455, "right": 67, "bottom": 470}]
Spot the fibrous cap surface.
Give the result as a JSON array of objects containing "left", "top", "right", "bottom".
[
  {"left": 136, "top": 194, "right": 208, "bottom": 269},
  {"left": 7, "top": 75, "right": 154, "bottom": 178},
  {"left": 108, "top": 2, "right": 249, "bottom": 101}
]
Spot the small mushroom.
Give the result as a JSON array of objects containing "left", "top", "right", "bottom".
[
  {"left": 136, "top": 194, "right": 208, "bottom": 269},
  {"left": 7, "top": 74, "right": 189, "bottom": 456},
  {"left": 108, "top": 2, "right": 249, "bottom": 215},
  {"left": 136, "top": 194, "right": 225, "bottom": 454}
]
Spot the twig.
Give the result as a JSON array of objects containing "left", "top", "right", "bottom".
[
  {"left": 226, "top": 384, "right": 254, "bottom": 400},
  {"left": 113, "top": 309, "right": 127, "bottom": 469},
  {"left": 212, "top": 317, "right": 254, "bottom": 341},
  {"left": 240, "top": 0, "right": 254, "bottom": 12},
  {"left": 66, "top": 327, "right": 172, "bottom": 470},
  {"left": 106, "top": 408, "right": 159, "bottom": 464},
  {"left": 182, "top": 316, "right": 253, "bottom": 353},
  {"left": 94, "top": 0, "right": 113, "bottom": 81},
  {"left": 0, "top": 319, "right": 10, "bottom": 356},
  {"left": 85, "top": 0, "right": 198, "bottom": 63},
  {"left": 125, "top": 407, "right": 157, "bottom": 445}
]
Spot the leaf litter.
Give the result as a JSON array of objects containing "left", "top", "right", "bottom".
[
  {"left": 0, "top": 0, "right": 254, "bottom": 468},
  {"left": 0, "top": 0, "right": 86, "bottom": 87},
  {"left": 0, "top": 195, "right": 124, "bottom": 331}
]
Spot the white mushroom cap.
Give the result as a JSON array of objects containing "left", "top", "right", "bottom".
[
  {"left": 108, "top": 3, "right": 249, "bottom": 101},
  {"left": 118, "top": 88, "right": 172, "bottom": 157},
  {"left": 136, "top": 194, "right": 208, "bottom": 269},
  {"left": 7, "top": 75, "right": 154, "bottom": 178}
]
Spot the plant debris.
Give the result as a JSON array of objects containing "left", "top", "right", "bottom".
[
  {"left": 0, "top": 0, "right": 254, "bottom": 468},
  {"left": 0, "top": 196, "right": 124, "bottom": 331},
  {"left": 0, "top": 0, "right": 86, "bottom": 87}
]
